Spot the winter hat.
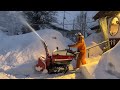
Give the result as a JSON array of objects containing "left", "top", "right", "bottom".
[
  {"left": 78, "top": 32, "right": 82, "bottom": 36},
  {"left": 75, "top": 32, "right": 84, "bottom": 38},
  {"left": 75, "top": 32, "right": 82, "bottom": 36}
]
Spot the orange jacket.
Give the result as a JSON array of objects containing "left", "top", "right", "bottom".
[
  {"left": 69, "top": 38, "right": 86, "bottom": 53},
  {"left": 69, "top": 38, "right": 86, "bottom": 66}
]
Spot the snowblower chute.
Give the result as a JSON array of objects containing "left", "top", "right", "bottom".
[{"left": 35, "top": 37, "right": 79, "bottom": 74}]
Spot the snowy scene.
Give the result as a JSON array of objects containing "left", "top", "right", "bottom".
[{"left": 0, "top": 11, "right": 120, "bottom": 79}]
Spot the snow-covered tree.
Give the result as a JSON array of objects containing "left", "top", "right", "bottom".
[
  {"left": 23, "top": 11, "right": 57, "bottom": 30},
  {"left": 0, "top": 11, "right": 24, "bottom": 35}
]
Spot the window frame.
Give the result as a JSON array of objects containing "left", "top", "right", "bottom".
[{"left": 109, "top": 17, "right": 119, "bottom": 36}]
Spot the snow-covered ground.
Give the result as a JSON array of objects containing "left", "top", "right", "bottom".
[
  {"left": 83, "top": 33, "right": 120, "bottom": 79},
  {"left": 1, "top": 11, "right": 119, "bottom": 79},
  {"left": 0, "top": 27, "right": 104, "bottom": 79},
  {"left": 94, "top": 41, "right": 120, "bottom": 79},
  {"left": 85, "top": 32, "right": 104, "bottom": 58},
  {"left": 0, "top": 29, "right": 73, "bottom": 79}
]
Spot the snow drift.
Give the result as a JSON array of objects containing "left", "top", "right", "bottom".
[
  {"left": 94, "top": 41, "right": 120, "bottom": 79},
  {"left": 85, "top": 32, "right": 104, "bottom": 58},
  {"left": 0, "top": 29, "right": 72, "bottom": 77}
]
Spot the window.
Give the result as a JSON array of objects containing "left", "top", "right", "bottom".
[{"left": 109, "top": 17, "right": 119, "bottom": 36}]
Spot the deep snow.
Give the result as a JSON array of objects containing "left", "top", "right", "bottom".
[
  {"left": 0, "top": 11, "right": 108, "bottom": 79},
  {"left": 0, "top": 28, "right": 104, "bottom": 79},
  {"left": 85, "top": 32, "right": 104, "bottom": 58},
  {"left": 0, "top": 12, "right": 119, "bottom": 79},
  {"left": 0, "top": 29, "right": 75, "bottom": 79},
  {"left": 84, "top": 34, "right": 120, "bottom": 79},
  {"left": 94, "top": 41, "right": 120, "bottom": 79}
]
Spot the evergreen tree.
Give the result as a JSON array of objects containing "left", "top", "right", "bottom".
[{"left": 23, "top": 11, "right": 57, "bottom": 30}]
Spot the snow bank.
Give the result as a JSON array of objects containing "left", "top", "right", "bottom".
[
  {"left": 85, "top": 32, "right": 104, "bottom": 58},
  {"left": 85, "top": 32, "right": 104, "bottom": 46},
  {"left": 94, "top": 41, "right": 120, "bottom": 79},
  {"left": 82, "top": 56, "right": 101, "bottom": 78},
  {"left": 81, "top": 32, "right": 120, "bottom": 79},
  {"left": 0, "top": 29, "right": 72, "bottom": 77},
  {"left": 86, "top": 42, "right": 103, "bottom": 58}
]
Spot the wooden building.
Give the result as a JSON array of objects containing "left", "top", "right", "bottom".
[{"left": 93, "top": 11, "right": 120, "bottom": 48}]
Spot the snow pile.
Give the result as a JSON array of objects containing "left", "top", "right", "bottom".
[
  {"left": 0, "top": 29, "right": 72, "bottom": 78},
  {"left": 94, "top": 41, "right": 120, "bottom": 79},
  {"left": 0, "top": 11, "right": 106, "bottom": 79},
  {"left": 85, "top": 32, "right": 104, "bottom": 46},
  {"left": 86, "top": 42, "right": 103, "bottom": 58},
  {"left": 85, "top": 32, "right": 104, "bottom": 58},
  {"left": 82, "top": 56, "right": 101, "bottom": 77}
]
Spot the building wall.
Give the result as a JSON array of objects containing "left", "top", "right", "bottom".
[{"left": 107, "top": 17, "right": 120, "bottom": 48}]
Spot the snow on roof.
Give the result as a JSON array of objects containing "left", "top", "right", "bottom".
[
  {"left": 89, "top": 20, "right": 99, "bottom": 29},
  {"left": 93, "top": 11, "right": 120, "bottom": 20},
  {"left": 51, "top": 22, "right": 72, "bottom": 31}
]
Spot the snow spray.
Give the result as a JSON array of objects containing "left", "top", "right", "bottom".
[
  {"left": 18, "top": 15, "right": 45, "bottom": 42},
  {"left": 18, "top": 12, "right": 49, "bottom": 57}
]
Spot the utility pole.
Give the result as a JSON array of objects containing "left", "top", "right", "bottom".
[{"left": 63, "top": 11, "right": 65, "bottom": 30}]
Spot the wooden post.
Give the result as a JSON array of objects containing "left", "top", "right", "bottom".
[{"left": 88, "top": 49, "right": 89, "bottom": 58}]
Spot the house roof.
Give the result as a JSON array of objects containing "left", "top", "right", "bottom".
[
  {"left": 49, "top": 23, "right": 70, "bottom": 32},
  {"left": 93, "top": 11, "right": 120, "bottom": 20},
  {"left": 90, "top": 25, "right": 100, "bottom": 30}
]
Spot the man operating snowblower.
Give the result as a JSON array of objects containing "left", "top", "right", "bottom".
[{"left": 68, "top": 32, "right": 86, "bottom": 70}]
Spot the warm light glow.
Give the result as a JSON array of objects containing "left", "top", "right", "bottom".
[
  {"left": 111, "top": 17, "right": 119, "bottom": 24},
  {"left": 110, "top": 17, "right": 119, "bottom": 36}
]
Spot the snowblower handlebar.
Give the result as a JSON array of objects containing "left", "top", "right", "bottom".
[{"left": 66, "top": 46, "right": 80, "bottom": 58}]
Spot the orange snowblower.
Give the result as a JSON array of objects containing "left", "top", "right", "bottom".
[{"left": 35, "top": 39, "right": 79, "bottom": 74}]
